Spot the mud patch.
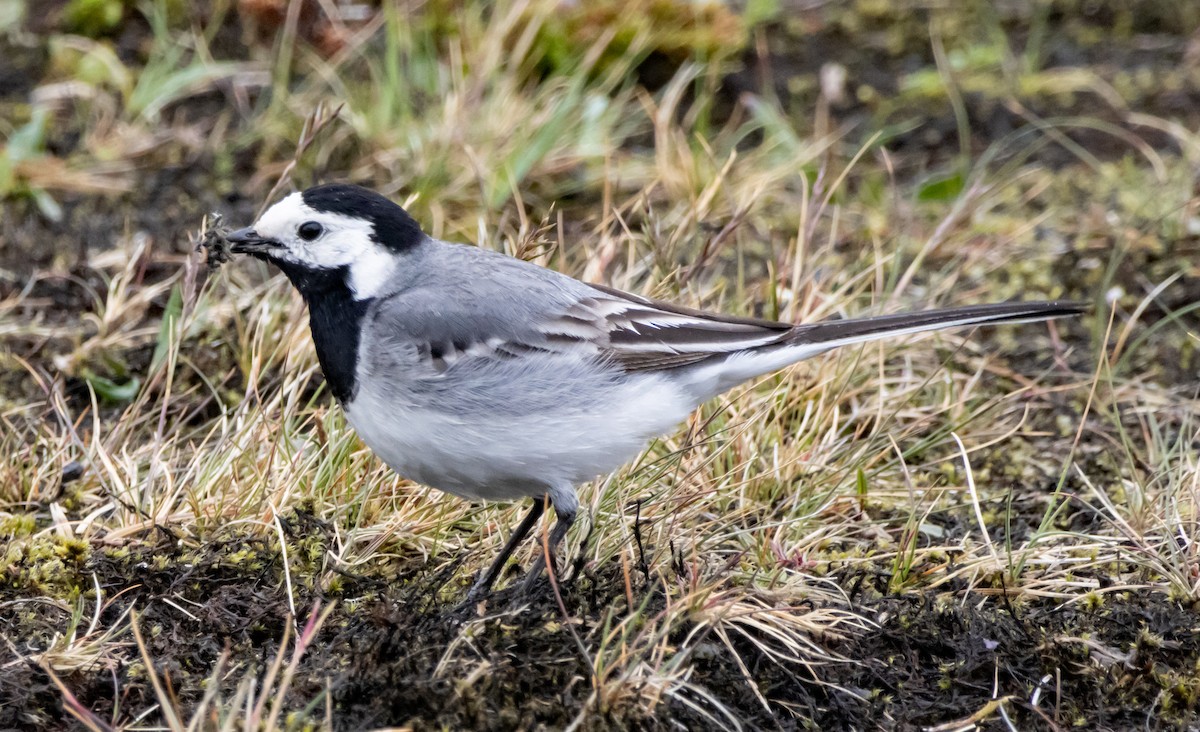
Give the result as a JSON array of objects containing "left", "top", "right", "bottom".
[
  {"left": 3, "top": 526, "right": 1200, "bottom": 730},
  {"left": 823, "top": 584, "right": 1200, "bottom": 729}
]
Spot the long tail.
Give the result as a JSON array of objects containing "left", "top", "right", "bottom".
[
  {"left": 684, "top": 300, "right": 1085, "bottom": 399},
  {"left": 786, "top": 300, "right": 1086, "bottom": 350}
]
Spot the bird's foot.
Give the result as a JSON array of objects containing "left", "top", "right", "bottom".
[{"left": 519, "top": 553, "right": 563, "bottom": 596}]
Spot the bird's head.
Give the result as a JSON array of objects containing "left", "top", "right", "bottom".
[{"left": 226, "top": 183, "right": 424, "bottom": 299}]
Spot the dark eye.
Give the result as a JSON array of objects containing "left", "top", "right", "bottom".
[{"left": 297, "top": 221, "right": 323, "bottom": 241}]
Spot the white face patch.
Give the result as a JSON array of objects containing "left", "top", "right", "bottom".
[{"left": 252, "top": 192, "right": 402, "bottom": 299}]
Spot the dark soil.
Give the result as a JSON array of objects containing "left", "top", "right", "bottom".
[{"left": 4, "top": 530, "right": 1200, "bottom": 730}]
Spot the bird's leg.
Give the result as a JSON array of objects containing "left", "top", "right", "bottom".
[
  {"left": 522, "top": 486, "right": 578, "bottom": 594},
  {"left": 465, "top": 497, "right": 545, "bottom": 602}
]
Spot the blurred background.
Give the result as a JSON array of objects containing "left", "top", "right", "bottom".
[
  {"left": 4, "top": 0, "right": 1198, "bottom": 390},
  {"left": 4, "top": 0, "right": 1198, "bottom": 277}
]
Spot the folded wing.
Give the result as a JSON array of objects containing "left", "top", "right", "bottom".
[{"left": 374, "top": 269, "right": 1083, "bottom": 389}]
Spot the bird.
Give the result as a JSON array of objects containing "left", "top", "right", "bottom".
[{"left": 223, "top": 182, "right": 1083, "bottom": 601}]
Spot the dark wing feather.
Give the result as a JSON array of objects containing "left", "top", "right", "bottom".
[
  {"left": 555, "top": 284, "right": 795, "bottom": 372},
  {"left": 374, "top": 271, "right": 1085, "bottom": 378}
]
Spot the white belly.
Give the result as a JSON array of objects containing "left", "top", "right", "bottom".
[{"left": 343, "top": 374, "right": 694, "bottom": 501}]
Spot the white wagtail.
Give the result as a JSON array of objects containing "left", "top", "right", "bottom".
[{"left": 224, "top": 183, "right": 1083, "bottom": 600}]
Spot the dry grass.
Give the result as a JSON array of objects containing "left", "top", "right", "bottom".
[{"left": 3, "top": 0, "right": 1199, "bottom": 729}]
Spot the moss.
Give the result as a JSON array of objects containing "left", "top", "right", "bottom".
[
  {"left": 1, "top": 535, "right": 91, "bottom": 598},
  {"left": 1079, "top": 591, "right": 1105, "bottom": 611},
  {"left": 57, "top": 487, "right": 82, "bottom": 513},
  {"left": 62, "top": 0, "right": 130, "bottom": 37},
  {"left": 0, "top": 513, "right": 38, "bottom": 538},
  {"left": 532, "top": 0, "right": 747, "bottom": 76}
]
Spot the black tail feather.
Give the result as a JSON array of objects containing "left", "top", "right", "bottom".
[{"left": 788, "top": 301, "right": 1087, "bottom": 346}]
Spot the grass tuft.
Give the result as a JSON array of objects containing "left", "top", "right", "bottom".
[{"left": 3, "top": 0, "right": 1199, "bottom": 728}]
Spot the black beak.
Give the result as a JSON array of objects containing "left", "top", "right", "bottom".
[{"left": 225, "top": 227, "right": 280, "bottom": 254}]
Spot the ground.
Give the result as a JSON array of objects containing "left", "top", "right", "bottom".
[{"left": 2, "top": 1, "right": 1199, "bottom": 730}]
